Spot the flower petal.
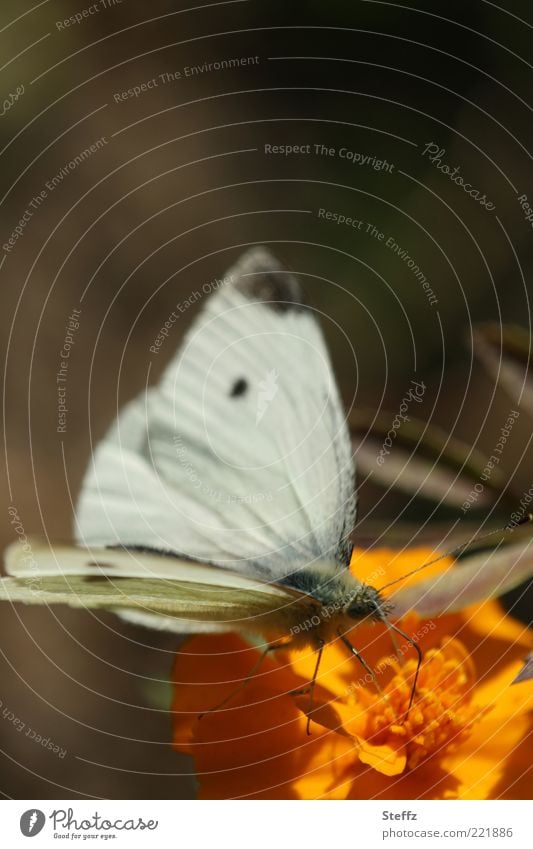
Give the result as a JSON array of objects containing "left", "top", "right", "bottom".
[
  {"left": 441, "top": 659, "right": 533, "bottom": 799},
  {"left": 358, "top": 736, "right": 407, "bottom": 776},
  {"left": 172, "top": 635, "right": 352, "bottom": 798},
  {"left": 171, "top": 548, "right": 533, "bottom": 800}
]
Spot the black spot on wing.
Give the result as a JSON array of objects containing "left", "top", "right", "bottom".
[
  {"left": 87, "top": 560, "right": 117, "bottom": 570},
  {"left": 230, "top": 377, "right": 248, "bottom": 397}
]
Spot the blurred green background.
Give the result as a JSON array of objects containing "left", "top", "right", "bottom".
[{"left": 1, "top": 0, "right": 532, "bottom": 798}]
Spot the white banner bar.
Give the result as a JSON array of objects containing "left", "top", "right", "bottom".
[{"left": 1, "top": 799, "right": 529, "bottom": 848}]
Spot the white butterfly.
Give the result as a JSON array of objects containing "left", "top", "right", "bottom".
[{"left": 2, "top": 248, "right": 532, "bottom": 662}]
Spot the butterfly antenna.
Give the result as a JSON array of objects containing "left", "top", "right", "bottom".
[{"left": 377, "top": 513, "right": 533, "bottom": 594}]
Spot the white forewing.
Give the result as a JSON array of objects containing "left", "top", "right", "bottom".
[{"left": 76, "top": 248, "right": 356, "bottom": 580}]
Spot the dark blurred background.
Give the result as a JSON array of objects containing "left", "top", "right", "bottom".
[{"left": 1, "top": 0, "right": 532, "bottom": 798}]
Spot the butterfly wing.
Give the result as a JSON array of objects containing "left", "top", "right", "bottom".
[
  {"left": 390, "top": 538, "right": 533, "bottom": 618},
  {"left": 1, "top": 540, "right": 310, "bottom": 636},
  {"left": 76, "top": 247, "right": 356, "bottom": 580}
]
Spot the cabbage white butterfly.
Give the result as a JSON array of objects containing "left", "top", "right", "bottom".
[{"left": 2, "top": 249, "right": 532, "bottom": 716}]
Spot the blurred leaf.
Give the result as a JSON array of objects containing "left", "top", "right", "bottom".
[
  {"left": 391, "top": 533, "right": 533, "bottom": 618},
  {"left": 472, "top": 323, "right": 533, "bottom": 417},
  {"left": 350, "top": 410, "right": 508, "bottom": 509},
  {"left": 352, "top": 518, "right": 533, "bottom": 553},
  {"left": 141, "top": 680, "right": 173, "bottom": 711}
]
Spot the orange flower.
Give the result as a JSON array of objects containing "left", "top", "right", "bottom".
[{"left": 171, "top": 548, "right": 533, "bottom": 799}]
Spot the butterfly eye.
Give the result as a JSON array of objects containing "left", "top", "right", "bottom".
[
  {"left": 229, "top": 378, "right": 248, "bottom": 397},
  {"left": 346, "top": 600, "right": 374, "bottom": 619},
  {"left": 345, "top": 586, "right": 386, "bottom": 620}
]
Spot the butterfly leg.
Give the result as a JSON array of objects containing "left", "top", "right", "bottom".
[
  {"left": 337, "top": 628, "right": 390, "bottom": 705},
  {"left": 287, "top": 638, "right": 325, "bottom": 736},
  {"left": 385, "top": 620, "right": 405, "bottom": 666},
  {"left": 305, "top": 638, "right": 325, "bottom": 736},
  {"left": 198, "top": 639, "right": 290, "bottom": 719},
  {"left": 288, "top": 686, "right": 312, "bottom": 696}
]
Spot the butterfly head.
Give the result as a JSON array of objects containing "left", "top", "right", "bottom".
[{"left": 344, "top": 583, "right": 392, "bottom": 622}]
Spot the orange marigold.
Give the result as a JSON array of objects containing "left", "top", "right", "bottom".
[{"left": 171, "top": 548, "right": 533, "bottom": 799}]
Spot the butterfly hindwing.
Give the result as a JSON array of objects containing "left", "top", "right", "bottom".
[
  {"left": 2, "top": 540, "right": 310, "bottom": 636},
  {"left": 391, "top": 538, "right": 533, "bottom": 617}
]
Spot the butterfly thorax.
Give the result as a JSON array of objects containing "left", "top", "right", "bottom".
[{"left": 279, "top": 566, "right": 392, "bottom": 647}]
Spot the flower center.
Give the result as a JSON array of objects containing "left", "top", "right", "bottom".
[{"left": 353, "top": 638, "right": 484, "bottom": 770}]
